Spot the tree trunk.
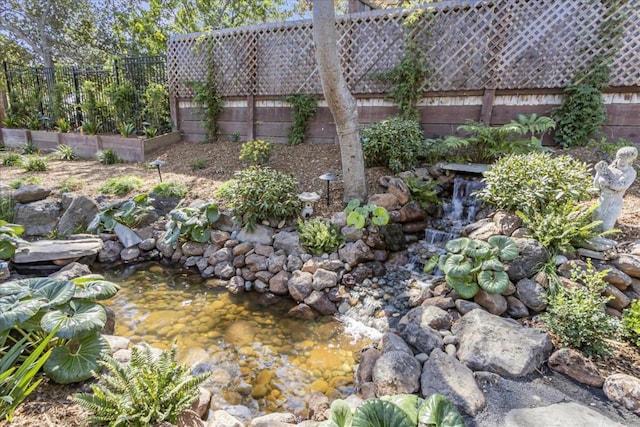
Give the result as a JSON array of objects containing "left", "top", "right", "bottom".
[{"left": 312, "top": 1, "right": 367, "bottom": 203}]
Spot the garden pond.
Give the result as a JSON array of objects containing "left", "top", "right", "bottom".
[{"left": 102, "top": 263, "right": 372, "bottom": 419}]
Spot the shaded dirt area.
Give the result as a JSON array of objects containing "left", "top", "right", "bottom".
[{"left": 1, "top": 140, "right": 640, "bottom": 426}]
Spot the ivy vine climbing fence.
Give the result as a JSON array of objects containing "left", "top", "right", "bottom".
[{"left": 167, "top": 0, "right": 640, "bottom": 101}]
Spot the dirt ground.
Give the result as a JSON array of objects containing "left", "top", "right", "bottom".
[{"left": 1, "top": 139, "right": 640, "bottom": 426}]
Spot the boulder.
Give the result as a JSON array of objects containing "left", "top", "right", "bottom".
[
  {"left": 493, "top": 210, "right": 522, "bottom": 236},
  {"left": 312, "top": 268, "right": 338, "bottom": 290},
  {"left": 515, "top": 278, "right": 547, "bottom": 312},
  {"left": 613, "top": 253, "right": 640, "bottom": 279},
  {"left": 367, "top": 193, "right": 400, "bottom": 211},
  {"left": 304, "top": 291, "right": 337, "bottom": 315},
  {"left": 603, "top": 284, "right": 630, "bottom": 310},
  {"left": 386, "top": 177, "right": 411, "bottom": 205},
  {"left": 452, "top": 309, "right": 552, "bottom": 377},
  {"left": 48, "top": 262, "right": 92, "bottom": 280},
  {"left": 14, "top": 199, "right": 61, "bottom": 236},
  {"left": 356, "top": 348, "right": 382, "bottom": 387},
  {"left": 473, "top": 290, "right": 507, "bottom": 315},
  {"left": 98, "top": 240, "right": 123, "bottom": 263},
  {"left": 396, "top": 322, "right": 443, "bottom": 355},
  {"left": 397, "top": 201, "right": 426, "bottom": 223},
  {"left": 421, "top": 348, "right": 486, "bottom": 416},
  {"left": 505, "top": 238, "right": 547, "bottom": 281},
  {"left": 379, "top": 332, "right": 413, "bottom": 355},
  {"left": 548, "top": 348, "right": 604, "bottom": 388},
  {"left": 372, "top": 351, "right": 421, "bottom": 396},
  {"left": 398, "top": 305, "right": 452, "bottom": 331},
  {"left": 114, "top": 223, "right": 142, "bottom": 248},
  {"left": 14, "top": 238, "right": 103, "bottom": 264},
  {"left": 601, "top": 265, "right": 631, "bottom": 290},
  {"left": 338, "top": 239, "right": 375, "bottom": 266},
  {"left": 268, "top": 270, "right": 290, "bottom": 296},
  {"left": 287, "top": 303, "right": 317, "bottom": 320},
  {"left": 13, "top": 184, "right": 50, "bottom": 203},
  {"left": 56, "top": 195, "right": 99, "bottom": 236},
  {"left": 506, "top": 296, "right": 530, "bottom": 319},
  {"left": 466, "top": 220, "right": 499, "bottom": 240},
  {"left": 340, "top": 226, "right": 364, "bottom": 243},
  {"left": 237, "top": 225, "right": 274, "bottom": 245},
  {"left": 504, "top": 402, "right": 626, "bottom": 427},
  {"left": 603, "top": 373, "right": 640, "bottom": 415},
  {"left": 273, "top": 231, "right": 301, "bottom": 255},
  {"left": 288, "top": 271, "right": 314, "bottom": 302}
]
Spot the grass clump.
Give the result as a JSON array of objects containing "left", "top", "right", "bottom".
[
  {"left": 297, "top": 217, "right": 344, "bottom": 255},
  {"left": 2, "top": 153, "right": 22, "bottom": 167},
  {"left": 22, "top": 155, "right": 48, "bottom": 172},
  {"left": 53, "top": 144, "right": 77, "bottom": 161},
  {"left": 191, "top": 159, "right": 208, "bottom": 171},
  {"left": 98, "top": 176, "right": 144, "bottom": 196},
  {"left": 96, "top": 149, "right": 123, "bottom": 165},
  {"left": 151, "top": 182, "right": 188, "bottom": 199},
  {"left": 0, "top": 196, "right": 15, "bottom": 222},
  {"left": 9, "top": 176, "right": 43, "bottom": 189},
  {"left": 59, "top": 177, "right": 85, "bottom": 193}
]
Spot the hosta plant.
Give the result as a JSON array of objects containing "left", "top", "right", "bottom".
[
  {"left": 73, "top": 344, "right": 211, "bottom": 426},
  {"left": 88, "top": 193, "right": 154, "bottom": 233},
  {"left": 321, "top": 393, "right": 465, "bottom": 427},
  {"left": 0, "top": 221, "right": 24, "bottom": 260},
  {"left": 297, "top": 217, "right": 344, "bottom": 255},
  {"left": 425, "top": 236, "right": 519, "bottom": 299},
  {"left": 163, "top": 203, "right": 220, "bottom": 246},
  {"left": 0, "top": 275, "right": 119, "bottom": 383},
  {"left": 344, "top": 199, "right": 390, "bottom": 230}
]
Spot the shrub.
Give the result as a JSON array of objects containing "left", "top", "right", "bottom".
[
  {"left": 23, "top": 155, "right": 48, "bottom": 172},
  {"left": 151, "top": 182, "right": 188, "bottom": 199},
  {"left": 59, "top": 177, "right": 85, "bottom": 193},
  {"left": 239, "top": 139, "right": 273, "bottom": 166},
  {"left": 541, "top": 260, "right": 619, "bottom": 358},
  {"left": 81, "top": 119, "right": 101, "bottom": 135},
  {"left": 21, "top": 142, "right": 38, "bottom": 155},
  {"left": 107, "top": 81, "right": 136, "bottom": 125},
  {"left": 142, "top": 82, "right": 170, "bottom": 131},
  {"left": 96, "top": 149, "right": 122, "bottom": 165},
  {"left": 53, "top": 144, "right": 77, "bottom": 161},
  {"left": 475, "top": 152, "right": 592, "bottom": 215},
  {"left": 55, "top": 118, "right": 70, "bottom": 133},
  {"left": 117, "top": 122, "right": 136, "bottom": 137},
  {"left": 622, "top": 299, "right": 640, "bottom": 347},
  {"left": 191, "top": 159, "right": 208, "bottom": 170},
  {"left": 297, "top": 217, "right": 344, "bottom": 255},
  {"left": 73, "top": 344, "right": 210, "bottom": 426},
  {"left": 216, "top": 166, "right": 300, "bottom": 230},
  {"left": 98, "top": 176, "right": 144, "bottom": 196},
  {"left": 0, "top": 197, "right": 15, "bottom": 223},
  {"left": 2, "top": 153, "right": 22, "bottom": 167},
  {"left": 360, "top": 116, "right": 425, "bottom": 173}
]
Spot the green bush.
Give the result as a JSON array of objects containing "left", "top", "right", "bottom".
[
  {"left": 239, "top": 139, "right": 273, "bottom": 166},
  {"left": 622, "top": 299, "right": 640, "bottom": 347},
  {"left": 98, "top": 176, "right": 144, "bottom": 196},
  {"left": 81, "top": 119, "right": 101, "bottom": 135},
  {"left": 284, "top": 94, "right": 317, "bottom": 145},
  {"left": 73, "top": 344, "right": 210, "bottom": 426},
  {"left": 23, "top": 155, "right": 48, "bottom": 172},
  {"left": 151, "top": 182, "right": 188, "bottom": 199},
  {"left": 216, "top": 166, "right": 300, "bottom": 230},
  {"left": 0, "top": 197, "right": 15, "bottom": 223},
  {"left": 541, "top": 260, "right": 619, "bottom": 358},
  {"left": 2, "top": 153, "right": 23, "bottom": 167},
  {"left": 21, "top": 142, "right": 38, "bottom": 155},
  {"left": 360, "top": 116, "right": 425, "bottom": 173},
  {"left": 297, "top": 217, "right": 344, "bottom": 255},
  {"left": 191, "top": 159, "right": 208, "bottom": 170},
  {"left": 96, "top": 149, "right": 123, "bottom": 165},
  {"left": 53, "top": 144, "right": 77, "bottom": 161},
  {"left": 117, "top": 122, "right": 136, "bottom": 137},
  {"left": 405, "top": 176, "right": 440, "bottom": 209},
  {"left": 475, "top": 152, "right": 592, "bottom": 215},
  {"left": 142, "top": 82, "right": 170, "bottom": 131}
]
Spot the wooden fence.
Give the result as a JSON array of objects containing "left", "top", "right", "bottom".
[{"left": 167, "top": 0, "right": 640, "bottom": 144}]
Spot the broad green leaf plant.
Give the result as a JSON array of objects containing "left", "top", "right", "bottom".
[
  {"left": 344, "top": 199, "right": 390, "bottom": 230},
  {"left": 0, "top": 221, "right": 24, "bottom": 260},
  {"left": 163, "top": 202, "right": 220, "bottom": 246}
]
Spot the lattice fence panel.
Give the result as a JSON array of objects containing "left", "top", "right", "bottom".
[{"left": 167, "top": 0, "right": 640, "bottom": 99}]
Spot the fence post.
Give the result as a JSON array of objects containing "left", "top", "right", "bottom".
[{"left": 72, "top": 66, "right": 82, "bottom": 125}]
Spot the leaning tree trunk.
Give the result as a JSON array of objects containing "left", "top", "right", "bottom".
[{"left": 312, "top": 1, "right": 367, "bottom": 203}]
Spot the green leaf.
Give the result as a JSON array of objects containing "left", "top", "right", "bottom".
[
  {"left": 328, "top": 399, "right": 353, "bottom": 427},
  {"left": 0, "top": 278, "right": 75, "bottom": 308},
  {"left": 0, "top": 240, "right": 16, "bottom": 259},
  {"left": 371, "top": 207, "right": 390, "bottom": 226},
  {"left": 480, "top": 259, "right": 504, "bottom": 271},
  {"left": 103, "top": 217, "right": 117, "bottom": 230},
  {"left": 418, "top": 394, "right": 466, "bottom": 427},
  {"left": 381, "top": 394, "right": 421, "bottom": 424},
  {"left": 445, "top": 238, "right": 471, "bottom": 254},
  {"left": 478, "top": 270, "right": 510, "bottom": 294},
  {"left": 72, "top": 278, "right": 120, "bottom": 300},
  {"left": 423, "top": 255, "right": 439, "bottom": 274},
  {"left": 443, "top": 255, "right": 472, "bottom": 278},
  {"left": 42, "top": 301, "right": 106, "bottom": 339},
  {"left": 347, "top": 211, "right": 366, "bottom": 230},
  {"left": 447, "top": 276, "right": 479, "bottom": 299},
  {"left": 345, "top": 199, "right": 361, "bottom": 213},
  {"left": 190, "top": 226, "right": 210, "bottom": 243},
  {"left": 44, "top": 333, "right": 110, "bottom": 384},
  {"left": 352, "top": 399, "right": 414, "bottom": 427},
  {"left": 488, "top": 235, "right": 519, "bottom": 261},
  {"left": 205, "top": 204, "right": 220, "bottom": 223},
  {"left": 163, "top": 225, "right": 181, "bottom": 245},
  {"left": 0, "top": 295, "right": 45, "bottom": 331}
]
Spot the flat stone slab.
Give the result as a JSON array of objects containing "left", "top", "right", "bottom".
[
  {"left": 440, "top": 163, "right": 488, "bottom": 174},
  {"left": 504, "top": 402, "right": 625, "bottom": 427},
  {"left": 13, "top": 238, "right": 103, "bottom": 263}
]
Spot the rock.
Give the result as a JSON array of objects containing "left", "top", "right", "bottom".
[
  {"left": 467, "top": 220, "right": 499, "bottom": 240},
  {"left": 548, "top": 348, "right": 604, "bottom": 388},
  {"left": 398, "top": 305, "right": 452, "bottom": 331},
  {"left": 307, "top": 391, "right": 330, "bottom": 421},
  {"left": 182, "top": 241, "right": 206, "bottom": 256},
  {"left": 245, "top": 254, "right": 268, "bottom": 271},
  {"left": 312, "top": 268, "right": 338, "bottom": 290},
  {"left": 402, "top": 222, "right": 428, "bottom": 233},
  {"left": 577, "top": 248, "right": 607, "bottom": 260},
  {"left": 372, "top": 351, "right": 421, "bottom": 396},
  {"left": 227, "top": 276, "right": 245, "bottom": 295},
  {"left": 397, "top": 201, "right": 426, "bottom": 223},
  {"left": 14, "top": 199, "right": 61, "bottom": 236},
  {"left": 396, "top": 322, "right": 443, "bottom": 355},
  {"left": 367, "top": 193, "right": 400, "bottom": 211},
  {"left": 237, "top": 225, "right": 274, "bottom": 245},
  {"left": 379, "top": 332, "right": 413, "bottom": 355},
  {"left": 452, "top": 309, "right": 552, "bottom": 377},
  {"left": 208, "top": 410, "right": 244, "bottom": 427},
  {"left": 214, "top": 262, "right": 235, "bottom": 280},
  {"left": 102, "top": 306, "right": 115, "bottom": 335},
  {"left": 421, "top": 296, "right": 455, "bottom": 310},
  {"left": 273, "top": 231, "right": 301, "bottom": 255},
  {"left": 613, "top": 253, "right": 640, "bottom": 279},
  {"left": 288, "top": 271, "right": 314, "bottom": 302},
  {"left": 14, "top": 238, "right": 103, "bottom": 264},
  {"left": 505, "top": 238, "right": 547, "bottom": 281},
  {"left": 268, "top": 252, "right": 287, "bottom": 274},
  {"left": 139, "top": 238, "right": 156, "bottom": 251},
  {"left": 338, "top": 239, "right": 375, "bottom": 266},
  {"left": 268, "top": 270, "right": 290, "bottom": 296},
  {"left": 515, "top": 278, "right": 547, "bottom": 311},
  {"left": 232, "top": 242, "right": 253, "bottom": 256},
  {"left": 99, "top": 240, "right": 124, "bottom": 263},
  {"left": 582, "top": 236, "right": 618, "bottom": 252},
  {"left": 56, "top": 195, "right": 99, "bottom": 236},
  {"left": 102, "top": 335, "right": 130, "bottom": 353},
  {"left": 249, "top": 413, "right": 296, "bottom": 427},
  {"left": 330, "top": 211, "right": 347, "bottom": 228},
  {"left": 601, "top": 265, "right": 631, "bottom": 290},
  {"left": 287, "top": 303, "right": 317, "bottom": 319},
  {"left": 506, "top": 296, "right": 530, "bottom": 318},
  {"left": 603, "top": 284, "right": 630, "bottom": 310},
  {"left": 473, "top": 290, "right": 507, "bottom": 315},
  {"left": 504, "top": 402, "right": 626, "bottom": 427},
  {"left": 120, "top": 247, "right": 140, "bottom": 262},
  {"left": 386, "top": 177, "right": 411, "bottom": 205},
  {"left": 340, "top": 225, "right": 364, "bottom": 243},
  {"left": 255, "top": 270, "right": 273, "bottom": 283},
  {"left": 379, "top": 223, "right": 406, "bottom": 252},
  {"left": 304, "top": 291, "right": 337, "bottom": 315},
  {"left": 455, "top": 299, "right": 482, "bottom": 315},
  {"left": 177, "top": 409, "right": 204, "bottom": 427},
  {"left": 13, "top": 184, "right": 50, "bottom": 203},
  {"left": 254, "top": 243, "right": 273, "bottom": 257},
  {"left": 48, "top": 262, "right": 92, "bottom": 280},
  {"left": 603, "top": 373, "right": 640, "bottom": 415},
  {"left": 190, "top": 387, "right": 211, "bottom": 419},
  {"left": 421, "top": 348, "right": 486, "bottom": 416},
  {"left": 112, "top": 223, "right": 142, "bottom": 248},
  {"left": 156, "top": 235, "right": 175, "bottom": 258},
  {"left": 210, "top": 248, "right": 234, "bottom": 265},
  {"left": 493, "top": 210, "right": 522, "bottom": 236},
  {"left": 356, "top": 348, "right": 381, "bottom": 387}
]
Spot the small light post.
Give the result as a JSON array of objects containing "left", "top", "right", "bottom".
[
  {"left": 150, "top": 160, "right": 166, "bottom": 182},
  {"left": 319, "top": 172, "right": 336, "bottom": 206}
]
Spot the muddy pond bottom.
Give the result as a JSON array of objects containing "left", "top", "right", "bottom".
[{"left": 104, "top": 264, "right": 371, "bottom": 419}]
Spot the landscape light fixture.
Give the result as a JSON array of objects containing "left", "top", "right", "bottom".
[
  {"left": 319, "top": 172, "right": 337, "bottom": 206},
  {"left": 150, "top": 160, "right": 166, "bottom": 182}
]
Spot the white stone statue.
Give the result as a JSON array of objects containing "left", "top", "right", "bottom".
[{"left": 593, "top": 146, "right": 638, "bottom": 231}]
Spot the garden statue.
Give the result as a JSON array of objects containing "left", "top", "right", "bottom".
[
  {"left": 298, "top": 192, "right": 321, "bottom": 218},
  {"left": 593, "top": 146, "right": 638, "bottom": 231}
]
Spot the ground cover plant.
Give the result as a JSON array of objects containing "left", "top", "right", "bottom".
[
  {"left": 151, "top": 181, "right": 188, "bottom": 199},
  {"left": 98, "top": 176, "right": 144, "bottom": 196},
  {"left": 97, "top": 149, "right": 122, "bottom": 165}
]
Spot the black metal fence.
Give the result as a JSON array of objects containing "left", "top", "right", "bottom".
[{"left": 3, "top": 55, "right": 168, "bottom": 133}]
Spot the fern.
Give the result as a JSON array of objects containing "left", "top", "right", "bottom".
[{"left": 73, "top": 344, "right": 210, "bottom": 426}]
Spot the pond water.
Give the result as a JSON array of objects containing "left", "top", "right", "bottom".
[{"left": 103, "top": 263, "right": 371, "bottom": 419}]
